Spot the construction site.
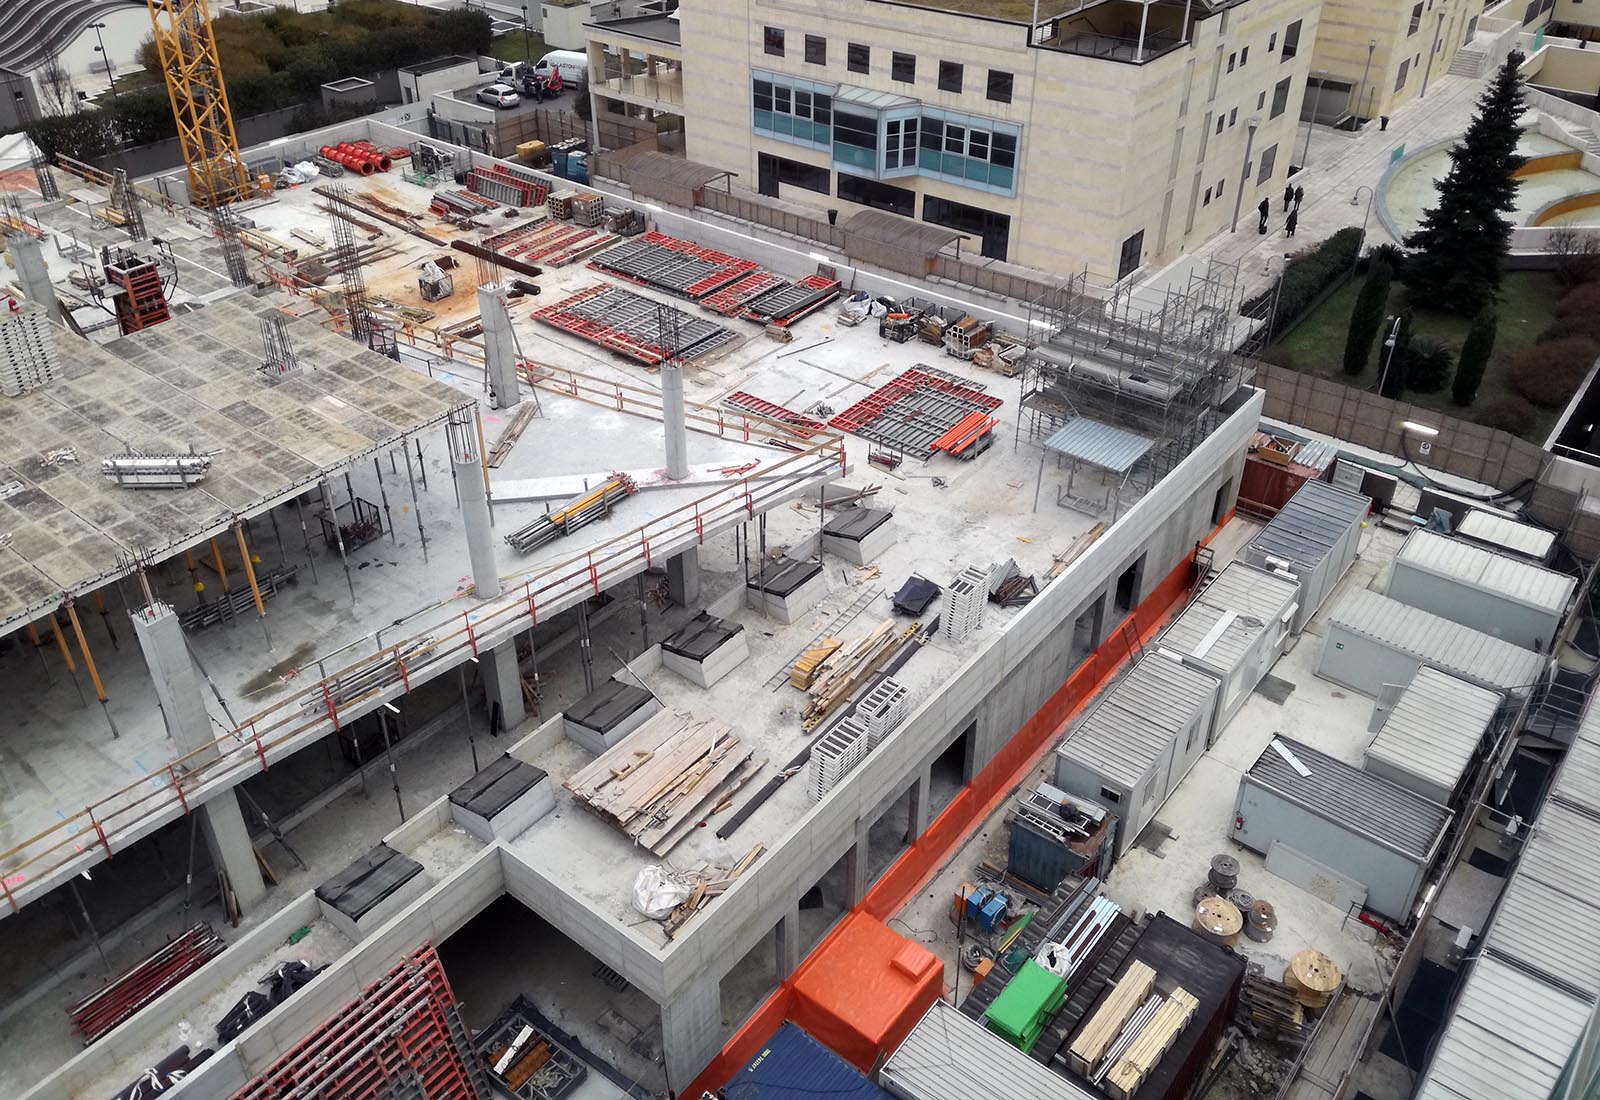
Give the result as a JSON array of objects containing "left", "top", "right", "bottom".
[{"left": 2, "top": 6, "right": 1600, "bottom": 1100}]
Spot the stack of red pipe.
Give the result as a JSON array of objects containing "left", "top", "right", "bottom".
[
  {"left": 67, "top": 922, "right": 225, "bottom": 1045},
  {"left": 319, "top": 143, "right": 392, "bottom": 175}
]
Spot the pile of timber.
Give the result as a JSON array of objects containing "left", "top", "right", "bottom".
[
  {"left": 790, "top": 638, "right": 842, "bottom": 689},
  {"left": 1238, "top": 969, "right": 1307, "bottom": 1038},
  {"left": 800, "top": 618, "right": 905, "bottom": 729},
  {"left": 1104, "top": 987, "right": 1199, "bottom": 1100},
  {"left": 663, "top": 843, "right": 765, "bottom": 939},
  {"left": 564, "top": 712, "right": 762, "bottom": 856},
  {"left": 1069, "top": 961, "right": 1156, "bottom": 1075}
]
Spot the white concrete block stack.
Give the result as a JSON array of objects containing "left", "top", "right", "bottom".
[
  {"left": 810, "top": 716, "right": 868, "bottom": 802},
  {"left": 858, "top": 677, "right": 909, "bottom": 750},
  {"left": 941, "top": 565, "right": 990, "bottom": 644},
  {"left": 0, "top": 305, "right": 59, "bottom": 397}
]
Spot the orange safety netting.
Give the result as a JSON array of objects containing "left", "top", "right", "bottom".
[{"left": 683, "top": 515, "right": 1234, "bottom": 1098}]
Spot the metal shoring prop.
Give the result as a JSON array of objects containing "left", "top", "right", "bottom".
[
  {"left": 293, "top": 496, "right": 320, "bottom": 586},
  {"left": 402, "top": 441, "right": 429, "bottom": 564},
  {"left": 65, "top": 598, "right": 119, "bottom": 738},
  {"left": 233, "top": 521, "right": 273, "bottom": 650}
]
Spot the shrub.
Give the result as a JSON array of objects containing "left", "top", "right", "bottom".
[
  {"left": 1548, "top": 226, "right": 1600, "bottom": 288},
  {"left": 1556, "top": 281, "right": 1600, "bottom": 321},
  {"left": 1509, "top": 335, "right": 1600, "bottom": 408},
  {"left": 1343, "top": 259, "right": 1391, "bottom": 376},
  {"left": 1454, "top": 311, "right": 1496, "bottom": 406},
  {"left": 1540, "top": 317, "right": 1600, "bottom": 343},
  {"left": 1245, "top": 227, "right": 1363, "bottom": 340},
  {"left": 1403, "top": 337, "right": 1455, "bottom": 393},
  {"left": 1367, "top": 243, "right": 1407, "bottom": 279},
  {"left": 1476, "top": 394, "right": 1540, "bottom": 435}
]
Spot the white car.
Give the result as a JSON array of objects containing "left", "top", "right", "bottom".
[{"left": 476, "top": 83, "right": 521, "bottom": 108}]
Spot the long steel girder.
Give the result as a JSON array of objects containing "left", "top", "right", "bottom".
[{"left": 147, "top": 0, "right": 249, "bottom": 208}]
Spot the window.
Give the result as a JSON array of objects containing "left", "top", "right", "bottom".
[
  {"left": 1099, "top": 786, "right": 1123, "bottom": 804},
  {"left": 1257, "top": 90, "right": 1265, "bottom": 109},
  {"left": 805, "top": 34, "right": 826, "bottom": 65},
  {"left": 1257, "top": 143, "right": 1277, "bottom": 183},
  {"left": 967, "top": 129, "right": 989, "bottom": 160},
  {"left": 1269, "top": 32, "right": 1277, "bottom": 51},
  {"left": 848, "top": 42, "right": 869, "bottom": 74},
  {"left": 1282, "top": 20, "right": 1301, "bottom": 60},
  {"left": 764, "top": 26, "right": 784, "bottom": 56},
  {"left": 924, "top": 194, "right": 1011, "bottom": 260},
  {"left": 1228, "top": 52, "right": 1236, "bottom": 72},
  {"left": 759, "top": 153, "right": 829, "bottom": 195},
  {"left": 1409, "top": 3, "right": 1422, "bottom": 32},
  {"left": 1204, "top": 186, "right": 1213, "bottom": 205},
  {"left": 1118, "top": 230, "right": 1144, "bottom": 282},
  {"left": 1240, "top": 46, "right": 1249, "bottom": 65},
  {"left": 837, "top": 173, "right": 914, "bottom": 217},
  {"left": 885, "top": 117, "right": 918, "bottom": 169},
  {"left": 752, "top": 72, "right": 832, "bottom": 149},
  {"left": 992, "top": 131, "right": 1017, "bottom": 169},
  {"left": 945, "top": 123, "right": 966, "bottom": 153},
  {"left": 1395, "top": 58, "right": 1410, "bottom": 90},
  {"left": 1216, "top": 114, "right": 1225, "bottom": 134},
  {"left": 1270, "top": 76, "right": 1291, "bottom": 118},
  {"left": 892, "top": 52, "right": 916, "bottom": 83},
  {"left": 1229, "top": 107, "right": 1238, "bottom": 126},
  {"left": 1216, "top": 177, "right": 1225, "bottom": 196},
  {"left": 939, "top": 60, "right": 963, "bottom": 93},
  {"left": 774, "top": 85, "right": 790, "bottom": 114},
  {"left": 834, "top": 110, "right": 878, "bottom": 151},
  {"left": 987, "top": 69, "right": 1013, "bottom": 103}
]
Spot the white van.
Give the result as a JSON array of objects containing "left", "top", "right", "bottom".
[{"left": 532, "top": 50, "right": 588, "bottom": 85}]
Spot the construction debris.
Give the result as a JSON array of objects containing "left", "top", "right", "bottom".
[
  {"left": 488, "top": 404, "right": 539, "bottom": 468},
  {"left": 1238, "top": 966, "right": 1309, "bottom": 1039},
  {"left": 662, "top": 843, "right": 765, "bottom": 938},
  {"left": 790, "top": 638, "right": 843, "bottom": 689},
  {"left": 504, "top": 473, "right": 636, "bottom": 554},
  {"left": 69, "top": 923, "right": 225, "bottom": 1045},
  {"left": 564, "top": 711, "right": 762, "bottom": 856},
  {"left": 800, "top": 617, "right": 907, "bottom": 728}
]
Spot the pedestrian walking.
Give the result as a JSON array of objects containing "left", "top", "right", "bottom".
[
  {"left": 1285, "top": 208, "right": 1299, "bottom": 237},
  {"left": 1257, "top": 197, "right": 1270, "bottom": 234},
  {"left": 1283, "top": 183, "right": 1294, "bottom": 212},
  {"left": 1293, "top": 184, "right": 1305, "bottom": 210}
]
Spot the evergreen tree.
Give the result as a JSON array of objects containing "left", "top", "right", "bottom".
[
  {"left": 1453, "top": 310, "right": 1497, "bottom": 406},
  {"left": 1404, "top": 52, "right": 1526, "bottom": 316},
  {"left": 1379, "top": 312, "right": 1412, "bottom": 399},
  {"left": 1343, "top": 259, "right": 1392, "bottom": 376}
]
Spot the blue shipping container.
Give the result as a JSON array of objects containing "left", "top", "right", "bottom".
[{"left": 726, "top": 1021, "right": 892, "bottom": 1100}]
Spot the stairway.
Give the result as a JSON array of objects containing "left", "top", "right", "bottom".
[
  {"left": 1571, "top": 127, "right": 1600, "bottom": 156},
  {"left": 1448, "top": 45, "right": 1486, "bottom": 78}
]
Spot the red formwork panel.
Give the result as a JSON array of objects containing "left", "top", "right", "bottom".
[
  {"left": 723, "top": 391, "right": 828, "bottom": 437},
  {"left": 229, "top": 945, "right": 486, "bottom": 1100},
  {"left": 828, "top": 368, "right": 1003, "bottom": 433},
  {"left": 532, "top": 285, "right": 668, "bottom": 365},
  {"left": 701, "top": 271, "right": 785, "bottom": 316}
]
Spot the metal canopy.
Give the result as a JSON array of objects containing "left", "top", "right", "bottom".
[
  {"left": 833, "top": 84, "right": 918, "bottom": 111},
  {"left": 1043, "top": 416, "right": 1155, "bottom": 474},
  {"left": 614, "top": 151, "right": 731, "bottom": 192},
  {"left": 843, "top": 209, "right": 964, "bottom": 258}
]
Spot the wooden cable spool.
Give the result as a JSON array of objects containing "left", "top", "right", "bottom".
[
  {"left": 1285, "top": 949, "right": 1341, "bottom": 1009},
  {"left": 1193, "top": 896, "right": 1242, "bottom": 946}
]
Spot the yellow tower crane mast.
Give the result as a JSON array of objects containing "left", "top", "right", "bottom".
[{"left": 146, "top": 0, "right": 251, "bottom": 208}]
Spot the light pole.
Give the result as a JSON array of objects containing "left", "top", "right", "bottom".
[
  {"left": 1357, "top": 39, "right": 1376, "bottom": 123},
  {"left": 1231, "top": 117, "right": 1261, "bottom": 232},
  {"left": 1377, "top": 315, "right": 1403, "bottom": 395},
  {"left": 520, "top": 5, "right": 532, "bottom": 65},
  {"left": 1351, "top": 184, "right": 1376, "bottom": 263},
  {"left": 1420, "top": 11, "right": 1445, "bottom": 98},
  {"left": 90, "top": 22, "right": 116, "bottom": 100},
  {"left": 1301, "top": 71, "right": 1328, "bottom": 171}
]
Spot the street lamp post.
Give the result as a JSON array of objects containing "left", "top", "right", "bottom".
[
  {"left": 1357, "top": 39, "right": 1376, "bottom": 123},
  {"left": 520, "top": 5, "right": 532, "bottom": 65},
  {"left": 1420, "top": 11, "right": 1446, "bottom": 98},
  {"left": 91, "top": 22, "right": 116, "bottom": 100},
  {"left": 1301, "top": 71, "right": 1327, "bottom": 171},
  {"left": 1377, "top": 315, "right": 1403, "bottom": 394},
  {"left": 1231, "top": 117, "right": 1261, "bottom": 232},
  {"left": 1351, "top": 184, "right": 1376, "bottom": 263}
]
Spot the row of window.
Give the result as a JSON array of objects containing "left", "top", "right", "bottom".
[
  {"left": 1198, "top": 142, "right": 1280, "bottom": 207},
  {"left": 762, "top": 28, "right": 1013, "bottom": 103},
  {"left": 752, "top": 73, "right": 835, "bottom": 151}
]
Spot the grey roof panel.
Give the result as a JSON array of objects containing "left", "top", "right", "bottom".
[
  {"left": 1515, "top": 801, "right": 1600, "bottom": 906},
  {"left": 1395, "top": 529, "right": 1575, "bottom": 614},
  {"left": 1485, "top": 872, "right": 1600, "bottom": 996},
  {"left": 1456, "top": 509, "right": 1556, "bottom": 560},
  {"left": 880, "top": 1000, "right": 1098, "bottom": 1100},
  {"left": 1042, "top": 417, "right": 1154, "bottom": 475},
  {"left": 1056, "top": 650, "right": 1217, "bottom": 789},
  {"left": 1552, "top": 732, "right": 1600, "bottom": 816},
  {"left": 1248, "top": 479, "right": 1369, "bottom": 567},
  {"left": 1326, "top": 589, "right": 1544, "bottom": 693},
  {"left": 1364, "top": 667, "right": 1500, "bottom": 797},
  {"left": 1244, "top": 735, "right": 1450, "bottom": 858},
  {"left": 1161, "top": 561, "right": 1298, "bottom": 670}
]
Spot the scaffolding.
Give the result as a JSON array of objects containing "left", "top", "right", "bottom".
[
  {"left": 324, "top": 183, "right": 371, "bottom": 345},
  {"left": 210, "top": 202, "right": 251, "bottom": 288},
  {"left": 110, "top": 169, "right": 148, "bottom": 242},
  {"left": 1020, "top": 259, "right": 1251, "bottom": 513}
]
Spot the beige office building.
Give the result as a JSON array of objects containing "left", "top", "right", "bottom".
[
  {"left": 1307, "top": 0, "right": 1478, "bottom": 122},
  {"left": 623, "top": 0, "right": 1319, "bottom": 282}
]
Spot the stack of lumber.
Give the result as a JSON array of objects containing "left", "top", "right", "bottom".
[
  {"left": 790, "top": 638, "right": 842, "bottom": 688},
  {"left": 800, "top": 618, "right": 907, "bottom": 729},
  {"left": 564, "top": 712, "right": 761, "bottom": 855},
  {"left": 663, "top": 843, "right": 765, "bottom": 939},
  {"left": 1238, "top": 969, "right": 1306, "bottom": 1037},
  {"left": 1104, "top": 987, "right": 1199, "bottom": 1100},
  {"left": 1067, "top": 960, "right": 1156, "bottom": 1075}
]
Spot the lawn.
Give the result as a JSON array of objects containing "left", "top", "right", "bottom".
[
  {"left": 492, "top": 30, "right": 552, "bottom": 67},
  {"left": 1263, "top": 270, "right": 1568, "bottom": 440}
]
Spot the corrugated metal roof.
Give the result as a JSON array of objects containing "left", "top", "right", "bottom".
[
  {"left": 1552, "top": 731, "right": 1600, "bottom": 816},
  {"left": 880, "top": 1000, "right": 1098, "bottom": 1100},
  {"left": 1457, "top": 509, "right": 1557, "bottom": 560},
  {"left": 1248, "top": 479, "right": 1368, "bottom": 567},
  {"left": 1056, "top": 650, "right": 1217, "bottom": 789},
  {"left": 1363, "top": 667, "right": 1500, "bottom": 798},
  {"left": 1161, "top": 561, "right": 1299, "bottom": 671},
  {"left": 1485, "top": 872, "right": 1600, "bottom": 997},
  {"left": 1326, "top": 589, "right": 1545, "bottom": 693},
  {"left": 1042, "top": 417, "right": 1154, "bottom": 475},
  {"left": 1244, "top": 735, "right": 1450, "bottom": 858},
  {"left": 1395, "top": 530, "right": 1575, "bottom": 615},
  {"left": 731, "top": 1021, "right": 893, "bottom": 1099},
  {"left": 1515, "top": 800, "right": 1600, "bottom": 900},
  {"left": 1413, "top": 957, "right": 1590, "bottom": 1100}
]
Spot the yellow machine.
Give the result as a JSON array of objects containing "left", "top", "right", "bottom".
[{"left": 146, "top": 0, "right": 251, "bottom": 208}]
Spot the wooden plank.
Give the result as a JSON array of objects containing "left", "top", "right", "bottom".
[
  {"left": 1068, "top": 960, "right": 1156, "bottom": 1075},
  {"left": 638, "top": 750, "right": 758, "bottom": 854},
  {"left": 1106, "top": 987, "right": 1199, "bottom": 1100}
]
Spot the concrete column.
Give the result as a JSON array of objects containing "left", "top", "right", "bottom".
[
  {"left": 477, "top": 285, "right": 522, "bottom": 410},
  {"left": 775, "top": 904, "right": 801, "bottom": 977},
  {"left": 906, "top": 764, "right": 932, "bottom": 843},
  {"left": 661, "top": 972, "right": 723, "bottom": 1091},
  {"left": 130, "top": 602, "right": 266, "bottom": 910},
  {"left": 9, "top": 233, "right": 60, "bottom": 322},
  {"left": 479, "top": 638, "right": 526, "bottom": 733},
  {"left": 661, "top": 363, "right": 688, "bottom": 480},
  {"left": 450, "top": 413, "right": 499, "bottom": 599},
  {"left": 666, "top": 547, "right": 699, "bottom": 606},
  {"left": 844, "top": 816, "right": 871, "bottom": 907}
]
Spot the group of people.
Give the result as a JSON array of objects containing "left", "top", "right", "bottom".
[{"left": 1258, "top": 183, "right": 1305, "bottom": 236}]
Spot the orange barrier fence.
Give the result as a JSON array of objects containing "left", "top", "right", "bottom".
[{"left": 683, "top": 512, "right": 1235, "bottom": 1098}]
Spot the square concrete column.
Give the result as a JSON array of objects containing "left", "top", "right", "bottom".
[
  {"left": 906, "top": 763, "right": 932, "bottom": 843},
  {"left": 130, "top": 602, "right": 266, "bottom": 911},
  {"left": 844, "top": 816, "right": 872, "bottom": 908},
  {"left": 775, "top": 904, "right": 801, "bottom": 977},
  {"left": 479, "top": 639, "right": 527, "bottom": 733},
  {"left": 667, "top": 547, "right": 700, "bottom": 606},
  {"left": 661, "top": 972, "right": 724, "bottom": 1089},
  {"left": 477, "top": 285, "right": 522, "bottom": 411}
]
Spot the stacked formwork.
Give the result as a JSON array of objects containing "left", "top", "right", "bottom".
[
  {"left": 858, "top": 676, "right": 909, "bottom": 749},
  {"left": 811, "top": 716, "right": 869, "bottom": 802},
  {"left": 0, "top": 305, "right": 60, "bottom": 396},
  {"left": 103, "top": 248, "right": 171, "bottom": 334},
  {"left": 588, "top": 231, "right": 758, "bottom": 300},
  {"left": 942, "top": 566, "right": 989, "bottom": 644},
  {"left": 532, "top": 284, "right": 739, "bottom": 366},
  {"left": 231, "top": 944, "right": 488, "bottom": 1100}
]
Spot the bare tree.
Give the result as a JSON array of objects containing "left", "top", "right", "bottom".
[
  {"left": 37, "top": 53, "right": 78, "bottom": 116},
  {"left": 1547, "top": 225, "right": 1600, "bottom": 288}
]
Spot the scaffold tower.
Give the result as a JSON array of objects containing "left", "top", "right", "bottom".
[{"left": 146, "top": 0, "right": 251, "bottom": 208}]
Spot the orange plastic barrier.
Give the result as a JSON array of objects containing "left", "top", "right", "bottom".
[{"left": 683, "top": 516, "right": 1234, "bottom": 1098}]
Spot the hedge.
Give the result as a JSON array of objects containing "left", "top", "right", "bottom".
[{"left": 1245, "top": 227, "right": 1364, "bottom": 341}]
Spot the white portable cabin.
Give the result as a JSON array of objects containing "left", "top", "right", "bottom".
[
  {"left": 1386, "top": 529, "right": 1574, "bottom": 651},
  {"left": 1363, "top": 666, "right": 1502, "bottom": 805},
  {"left": 1455, "top": 508, "right": 1557, "bottom": 564},
  {"left": 1242, "top": 479, "right": 1369, "bottom": 633},
  {"left": 1158, "top": 560, "right": 1299, "bottom": 738}
]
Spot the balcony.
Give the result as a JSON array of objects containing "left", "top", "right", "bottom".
[
  {"left": 597, "top": 69, "right": 684, "bottom": 108},
  {"left": 1035, "top": 0, "right": 1191, "bottom": 64}
]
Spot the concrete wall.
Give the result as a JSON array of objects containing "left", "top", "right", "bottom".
[
  {"left": 1312, "top": 0, "right": 1476, "bottom": 121},
  {"left": 1554, "top": 0, "right": 1600, "bottom": 27},
  {"left": 1530, "top": 42, "right": 1600, "bottom": 92},
  {"left": 400, "top": 58, "right": 481, "bottom": 105},
  {"left": 541, "top": 1, "right": 593, "bottom": 49}
]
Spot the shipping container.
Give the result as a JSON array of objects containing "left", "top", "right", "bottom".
[
  {"left": 1362, "top": 666, "right": 1501, "bottom": 805},
  {"left": 1232, "top": 736, "right": 1451, "bottom": 920},
  {"left": 1158, "top": 560, "right": 1299, "bottom": 737},
  {"left": 1242, "top": 479, "right": 1369, "bottom": 633},
  {"left": 727, "top": 1021, "right": 893, "bottom": 1100},
  {"left": 1318, "top": 589, "right": 1545, "bottom": 699},
  {"left": 1054, "top": 650, "right": 1220, "bottom": 858},
  {"left": 1386, "top": 529, "right": 1574, "bottom": 651},
  {"left": 1455, "top": 508, "right": 1557, "bottom": 564},
  {"left": 881, "top": 1000, "right": 1098, "bottom": 1100}
]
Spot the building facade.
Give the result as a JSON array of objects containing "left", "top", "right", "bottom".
[
  {"left": 1307, "top": 0, "right": 1476, "bottom": 122},
  {"left": 652, "top": 0, "right": 1317, "bottom": 281}
]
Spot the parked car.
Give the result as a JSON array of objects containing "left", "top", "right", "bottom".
[{"left": 476, "top": 83, "right": 521, "bottom": 108}]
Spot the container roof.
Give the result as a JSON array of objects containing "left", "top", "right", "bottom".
[
  {"left": 1043, "top": 417, "right": 1155, "bottom": 475},
  {"left": 1551, "top": 706, "right": 1600, "bottom": 815},
  {"left": 1325, "top": 589, "right": 1544, "bottom": 694},
  {"left": 1247, "top": 479, "right": 1368, "bottom": 567},
  {"left": 1456, "top": 508, "right": 1556, "bottom": 560},
  {"left": 1159, "top": 561, "right": 1299, "bottom": 672},
  {"left": 1363, "top": 666, "right": 1501, "bottom": 797},
  {"left": 729, "top": 1022, "right": 892, "bottom": 1100},
  {"left": 881, "top": 1000, "right": 1098, "bottom": 1100},
  {"left": 1395, "top": 529, "right": 1575, "bottom": 615},
  {"left": 1243, "top": 736, "right": 1450, "bottom": 859},
  {"left": 1056, "top": 650, "right": 1218, "bottom": 789}
]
